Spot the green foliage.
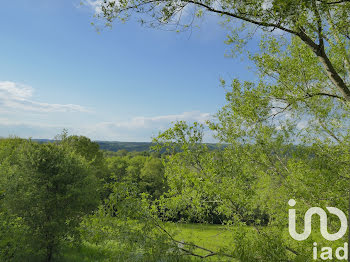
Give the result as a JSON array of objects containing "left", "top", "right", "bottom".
[
  {"left": 58, "top": 135, "right": 109, "bottom": 199},
  {"left": 105, "top": 153, "right": 167, "bottom": 200},
  {"left": 5, "top": 1, "right": 350, "bottom": 257},
  {"left": 149, "top": 32, "right": 350, "bottom": 255},
  {"left": 140, "top": 157, "right": 166, "bottom": 199},
  {"left": 0, "top": 139, "right": 99, "bottom": 261},
  {"left": 80, "top": 181, "right": 198, "bottom": 262},
  {"left": 0, "top": 211, "right": 30, "bottom": 262}
]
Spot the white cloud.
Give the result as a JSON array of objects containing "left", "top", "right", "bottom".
[
  {"left": 0, "top": 82, "right": 212, "bottom": 141},
  {"left": 261, "top": 0, "right": 273, "bottom": 10},
  {"left": 0, "top": 81, "right": 33, "bottom": 99},
  {"left": 83, "top": 0, "right": 103, "bottom": 14},
  {"left": 0, "top": 81, "right": 89, "bottom": 113},
  {"left": 83, "top": 111, "right": 211, "bottom": 141},
  {"left": 99, "top": 111, "right": 211, "bottom": 129},
  {"left": 0, "top": 110, "right": 213, "bottom": 142},
  {"left": 296, "top": 119, "right": 308, "bottom": 130},
  {"left": 0, "top": 118, "right": 65, "bottom": 139}
]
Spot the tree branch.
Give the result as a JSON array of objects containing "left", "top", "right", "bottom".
[
  {"left": 180, "top": 0, "right": 350, "bottom": 102},
  {"left": 305, "top": 92, "right": 346, "bottom": 101},
  {"left": 182, "top": 0, "right": 298, "bottom": 35},
  {"left": 297, "top": 29, "right": 350, "bottom": 101}
]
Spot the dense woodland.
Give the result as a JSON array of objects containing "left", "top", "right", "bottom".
[{"left": 3, "top": 0, "right": 350, "bottom": 261}]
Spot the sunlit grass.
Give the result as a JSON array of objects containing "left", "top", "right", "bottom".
[
  {"left": 166, "top": 223, "right": 235, "bottom": 251},
  {"left": 164, "top": 223, "right": 236, "bottom": 261},
  {"left": 63, "top": 223, "right": 237, "bottom": 261}
]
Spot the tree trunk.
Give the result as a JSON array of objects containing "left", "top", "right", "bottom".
[{"left": 46, "top": 244, "right": 53, "bottom": 262}]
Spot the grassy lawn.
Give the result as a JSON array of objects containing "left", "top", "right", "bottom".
[
  {"left": 62, "top": 223, "right": 236, "bottom": 261},
  {"left": 166, "top": 223, "right": 235, "bottom": 254}
]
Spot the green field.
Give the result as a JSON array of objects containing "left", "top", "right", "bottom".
[
  {"left": 63, "top": 223, "right": 236, "bottom": 262},
  {"left": 166, "top": 223, "right": 235, "bottom": 255}
]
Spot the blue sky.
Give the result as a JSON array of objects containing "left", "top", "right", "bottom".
[{"left": 0, "top": 0, "right": 257, "bottom": 141}]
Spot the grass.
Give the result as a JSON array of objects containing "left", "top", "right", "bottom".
[
  {"left": 166, "top": 223, "right": 235, "bottom": 254},
  {"left": 61, "top": 241, "right": 118, "bottom": 262},
  {"left": 62, "top": 223, "right": 236, "bottom": 261}
]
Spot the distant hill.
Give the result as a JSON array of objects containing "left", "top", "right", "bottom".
[
  {"left": 95, "top": 141, "right": 154, "bottom": 152},
  {"left": 33, "top": 139, "right": 154, "bottom": 152},
  {"left": 32, "top": 139, "right": 221, "bottom": 152}
]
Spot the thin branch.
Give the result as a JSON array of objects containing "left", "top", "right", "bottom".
[
  {"left": 312, "top": 0, "right": 324, "bottom": 48},
  {"left": 324, "top": 0, "right": 350, "bottom": 4},
  {"left": 183, "top": 0, "right": 298, "bottom": 35},
  {"left": 305, "top": 92, "right": 346, "bottom": 101}
]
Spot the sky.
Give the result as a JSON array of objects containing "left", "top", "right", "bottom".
[{"left": 0, "top": 0, "right": 257, "bottom": 142}]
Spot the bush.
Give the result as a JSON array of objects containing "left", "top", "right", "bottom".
[{"left": 0, "top": 139, "right": 99, "bottom": 262}]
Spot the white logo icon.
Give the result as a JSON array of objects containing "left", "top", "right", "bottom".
[{"left": 288, "top": 199, "right": 347, "bottom": 241}]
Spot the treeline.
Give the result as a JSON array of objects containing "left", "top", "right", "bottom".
[
  {"left": 0, "top": 134, "right": 226, "bottom": 261},
  {"left": 33, "top": 139, "right": 154, "bottom": 152},
  {"left": 1, "top": 126, "right": 348, "bottom": 261},
  {"left": 0, "top": 131, "right": 275, "bottom": 261},
  {"left": 33, "top": 139, "right": 221, "bottom": 153}
]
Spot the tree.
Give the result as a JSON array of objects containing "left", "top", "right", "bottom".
[
  {"left": 140, "top": 157, "right": 166, "bottom": 199},
  {"left": 106, "top": 155, "right": 128, "bottom": 182},
  {"left": 0, "top": 140, "right": 99, "bottom": 262},
  {"left": 59, "top": 135, "right": 106, "bottom": 178},
  {"left": 153, "top": 112, "right": 349, "bottom": 260},
  {"left": 58, "top": 134, "right": 111, "bottom": 199},
  {"left": 94, "top": 1, "right": 350, "bottom": 260},
  {"left": 106, "top": 154, "right": 167, "bottom": 199},
  {"left": 149, "top": 19, "right": 350, "bottom": 261},
  {"left": 0, "top": 138, "right": 29, "bottom": 261},
  {"left": 126, "top": 155, "right": 147, "bottom": 183}
]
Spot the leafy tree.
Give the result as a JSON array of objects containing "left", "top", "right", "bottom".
[
  {"left": 0, "top": 138, "right": 30, "bottom": 261},
  {"left": 150, "top": 35, "right": 350, "bottom": 257},
  {"left": 0, "top": 211, "right": 29, "bottom": 262},
  {"left": 106, "top": 154, "right": 167, "bottom": 199},
  {"left": 81, "top": 182, "right": 197, "bottom": 262},
  {"left": 58, "top": 134, "right": 112, "bottom": 199},
  {"left": 61, "top": 135, "right": 103, "bottom": 163},
  {"left": 125, "top": 155, "right": 147, "bottom": 183},
  {"left": 106, "top": 155, "right": 129, "bottom": 182},
  {"left": 0, "top": 140, "right": 99, "bottom": 262},
  {"left": 84, "top": 1, "right": 350, "bottom": 259},
  {"left": 140, "top": 157, "right": 166, "bottom": 199},
  {"left": 153, "top": 122, "right": 349, "bottom": 260},
  {"left": 59, "top": 135, "right": 106, "bottom": 178}
]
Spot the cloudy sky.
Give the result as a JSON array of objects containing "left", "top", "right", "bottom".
[{"left": 0, "top": 0, "right": 256, "bottom": 141}]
